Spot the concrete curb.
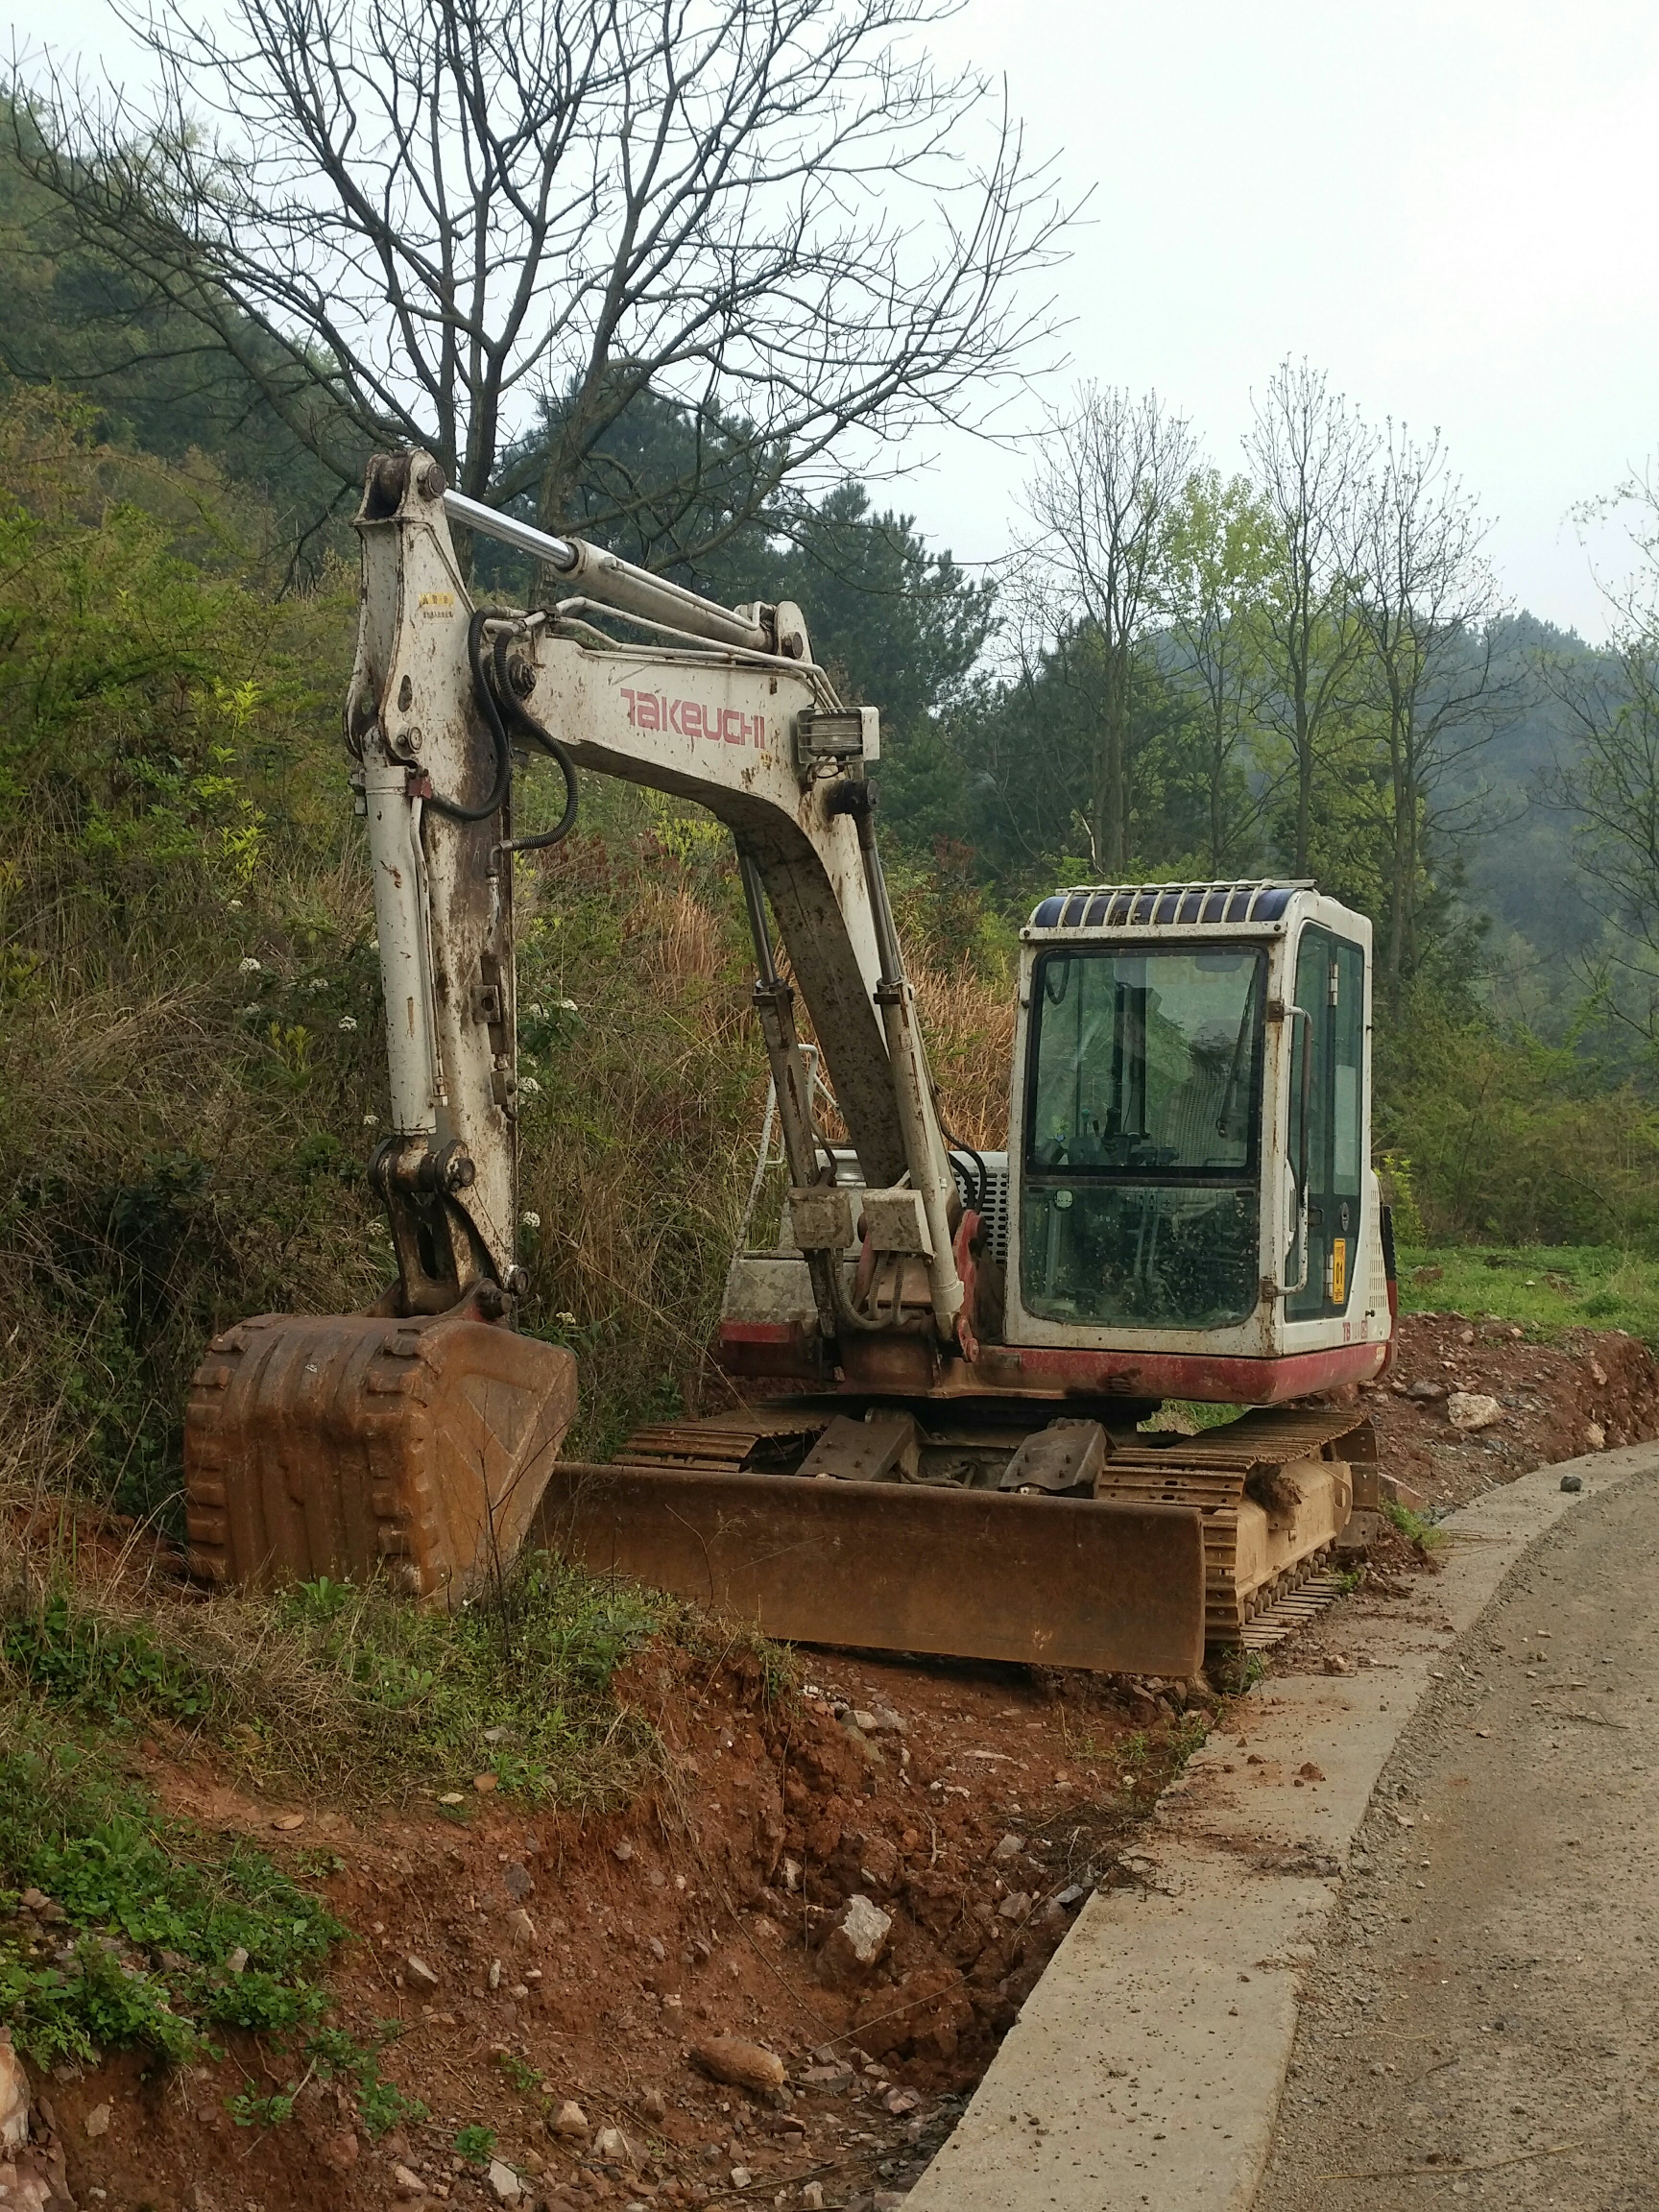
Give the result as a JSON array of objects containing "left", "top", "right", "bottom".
[{"left": 903, "top": 1438, "right": 1659, "bottom": 2212}]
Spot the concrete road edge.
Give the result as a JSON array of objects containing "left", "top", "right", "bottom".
[{"left": 902, "top": 1438, "right": 1659, "bottom": 2212}]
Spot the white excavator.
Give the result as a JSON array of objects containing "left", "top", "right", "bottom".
[{"left": 184, "top": 450, "right": 1397, "bottom": 1679}]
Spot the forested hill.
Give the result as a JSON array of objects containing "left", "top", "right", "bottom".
[{"left": 6, "top": 114, "right": 1659, "bottom": 1269}]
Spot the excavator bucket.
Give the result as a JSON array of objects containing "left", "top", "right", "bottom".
[
  {"left": 184, "top": 1303, "right": 576, "bottom": 1602},
  {"left": 536, "top": 1462, "right": 1208, "bottom": 1677}
]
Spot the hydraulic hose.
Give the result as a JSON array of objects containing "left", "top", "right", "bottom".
[
  {"left": 422, "top": 608, "right": 514, "bottom": 823},
  {"left": 423, "top": 609, "right": 580, "bottom": 854}
]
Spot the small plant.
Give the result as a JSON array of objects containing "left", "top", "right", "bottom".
[
  {"left": 455, "top": 2123, "right": 498, "bottom": 2163},
  {"left": 1383, "top": 1498, "right": 1446, "bottom": 1551},
  {"left": 493, "top": 2050, "right": 544, "bottom": 2095},
  {"left": 228, "top": 2086, "right": 296, "bottom": 2129}
]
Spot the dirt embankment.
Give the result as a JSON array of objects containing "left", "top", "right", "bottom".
[
  {"left": 1361, "top": 1311, "right": 1659, "bottom": 1513},
  {"left": 26, "top": 1644, "right": 1203, "bottom": 2212},
  {"left": 15, "top": 1315, "right": 1658, "bottom": 2212}
]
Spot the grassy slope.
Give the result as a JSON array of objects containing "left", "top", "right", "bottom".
[{"left": 1398, "top": 1244, "right": 1659, "bottom": 1345}]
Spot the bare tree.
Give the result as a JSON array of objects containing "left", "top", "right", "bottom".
[
  {"left": 1017, "top": 384, "right": 1197, "bottom": 876},
  {"left": 1352, "top": 421, "right": 1508, "bottom": 1005},
  {"left": 1245, "top": 359, "right": 1373, "bottom": 874},
  {"left": 12, "top": 0, "right": 1068, "bottom": 563}
]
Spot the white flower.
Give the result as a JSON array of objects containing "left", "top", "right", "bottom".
[
  {"left": 369, "top": 937, "right": 379, "bottom": 953},
  {"left": 309, "top": 977, "right": 329, "bottom": 994},
  {"left": 238, "top": 1004, "right": 260, "bottom": 1020},
  {"left": 238, "top": 956, "right": 262, "bottom": 974},
  {"left": 338, "top": 1015, "right": 358, "bottom": 1033},
  {"left": 519, "top": 1210, "right": 541, "bottom": 1231},
  {"left": 557, "top": 998, "right": 578, "bottom": 1013},
  {"left": 517, "top": 1074, "right": 542, "bottom": 1097},
  {"left": 524, "top": 1000, "right": 544, "bottom": 1019},
  {"left": 362, "top": 1112, "right": 379, "bottom": 1126},
  {"left": 555, "top": 1310, "right": 577, "bottom": 1326},
  {"left": 228, "top": 898, "right": 243, "bottom": 910}
]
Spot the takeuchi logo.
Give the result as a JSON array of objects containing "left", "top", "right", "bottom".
[{"left": 620, "top": 687, "right": 767, "bottom": 747}]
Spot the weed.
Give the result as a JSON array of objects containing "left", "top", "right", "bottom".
[
  {"left": 1, "top": 1551, "right": 668, "bottom": 1811},
  {"left": 493, "top": 2050, "right": 544, "bottom": 2096},
  {"left": 455, "top": 2123, "right": 498, "bottom": 2163},
  {"left": 0, "top": 1714, "right": 342, "bottom": 2068},
  {"left": 228, "top": 2023, "right": 427, "bottom": 2139},
  {"left": 1383, "top": 1499, "right": 1447, "bottom": 1551}
]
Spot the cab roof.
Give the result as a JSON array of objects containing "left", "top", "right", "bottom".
[{"left": 1027, "top": 880, "right": 1313, "bottom": 932}]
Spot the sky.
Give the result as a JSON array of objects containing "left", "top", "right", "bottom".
[
  {"left": 17, "top": 0, "right": 1659, "bottom": 638},
  {"left": 902, "top": 0, "right": 1659, "bottom": 640}
]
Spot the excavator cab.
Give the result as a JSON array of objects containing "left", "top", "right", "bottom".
[{"left": 999, "top": 882, "right": 1387, "bottom": 1395}]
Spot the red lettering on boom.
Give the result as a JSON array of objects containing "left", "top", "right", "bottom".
[{"left": 621, "top": 687, "right": 765, "bottom": 749}]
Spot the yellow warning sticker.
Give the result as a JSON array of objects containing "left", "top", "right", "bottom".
[
  {"left": 1331, "top": 1237, "right": 1347, "bottom": 1304},
  {"left": 418, "top": 590, "right": 455, "bottom": 613}
]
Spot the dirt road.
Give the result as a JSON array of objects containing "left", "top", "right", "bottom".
[{"left": 1256, "top": 1467, "right": 1659, "bottom": 2211}]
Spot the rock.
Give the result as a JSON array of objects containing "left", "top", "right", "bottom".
[
  {"left": 84, "top": 2102, "right": 112, "bottom": 2139},
  {"left": 857, "top": 1835, "right": 900, "bottom": 1889},
  {"left": 1458, "top": 1326, "right": 1475, "bottom": 1344},
  {"left": 873, "top": 2196, "right": 908, "bottom": 2210},
  {"left": 613, "top": 1840, "right": 635, "bottom": 1863},
  {"left": 1298, "top": 1762, "right": 1325, "bottom": 1782},
  {"left": 1405, "top": 1379, "right": 1445, "bottom": 1402},
  {"left": 799, "top": 2063, "right": 854, "bottom": 2092},
  {"left": 504, "top": 1863, "right": 535, "bottom": 1901},
  {"left": 1322, "top": 1654, "right": 1349, "bottom": 1674},
  {"left": 1448, "top": 1391, "right": 1503, "bottom": 1433},
  {"left": 640, "top": 2087, "right": 667, "bottom": 2122},
  {"left": 883, "top": 2086, "right": 921, "bottom": 2116},
  {"left": 0, "top": 2035, "right": 28, "bottom": 2150},
  {"left": 851, "top": 1709, "right": 878, "bottom": 1733},
  {"left": 226, "top": 1946, "right": 250, "bottom": 1975},
  {"left": 1561, "top": 1473, "right": 1584, "bottom": 1493},
  {"left": 272, "top": 1812, "right": 306, "bottom": 1831},
  {"left": 1589, "top": 1358, "right": 1608, "bottom": 1386},
  {"left": 473, "top": 1773, "right": 499, "bottom": 1793},
  {"left": 816, "top": 1893, "right": 892, "bottom": 1986},
  {"left": 996, "top": 1890, "right": 1031, "bottom": 1920},
  {"left": 392, "top": 2166, "right": 427, "bottom": 2198},
  {"left": 1586, "top": 1422, "right": 1606, "bottom": 1452},
  {"left": 507, "top": 1908, "right": 538, "bottom": 1943},
  {"left": 550, "top": 2101, "right": 589, "bottom": 2137},
  {"left": 691, "top": 2035, "right": 786, "bottom": 2094},
  {"left": 729, "top": 2169, "right": 752, "bottom": 2190},
  {"left": 992, "top": 1832, "right": 1023, "bottom": 1863},
  {"left": 487, "top": 2158, "right": 523, "bottom": 2200},
  {"left": 319, "top": 2128, "right": 360, "bottom": 2171},
  {"left": 405, "top": 1955, "right": 441, "bottom": 1989},
  {"left": 800, "top": 2187, "right": 826, "bottom": 2211},
  {"left": 593, "top": 2126, "right": 639, "bottom": 2168},
  {"left": 17, "top": 1891, "right": 48, "bottom": 1914}
]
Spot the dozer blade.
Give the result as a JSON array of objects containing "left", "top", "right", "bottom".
[
  {"left": 535, "top": 1463, "right": 1207, "bottom": 1677},
  {"left": 184, "top": 1303, "right": 577, "bottom": 1602}
]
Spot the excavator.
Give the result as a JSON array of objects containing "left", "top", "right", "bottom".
[{"left": 183, "top": 450, "right": 1396, "bottom": 1681}]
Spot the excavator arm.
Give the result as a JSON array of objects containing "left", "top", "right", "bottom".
[{"left": 347, "top": 450, "right": 966, "bottom": 1351}]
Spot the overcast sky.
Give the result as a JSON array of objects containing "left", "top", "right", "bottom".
[
  {"left": 904, "top": 0, "right": 1659, "bottom": 640},
  {"left": 21, "top": 0, "right": 1659, "bottom": 637}
]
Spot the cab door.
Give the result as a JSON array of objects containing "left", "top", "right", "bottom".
[{"left": 1285, "top": 927, "right": 1366, "bottom": 1321}]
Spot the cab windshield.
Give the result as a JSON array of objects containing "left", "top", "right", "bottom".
[{"left": 1021, "top": 945, "right": 1264, "bottom": 1330}]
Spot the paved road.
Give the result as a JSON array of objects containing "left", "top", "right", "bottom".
[{"left": 1255, "top": 1468, "right": 1659, "bottom": 2211}]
